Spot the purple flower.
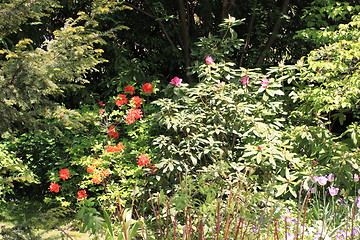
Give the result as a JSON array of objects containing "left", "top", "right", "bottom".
[
  {"left": 205, "top": 56, "right": 215, "bottom": 65},
  {"left": 328, "top": 187, "right": 339, "bottom": 196},
  {"left": 317, "top": 176, "right": 328, "bottom": 186},
  {"left": 241, "top": 77, "right": 249, "bottom": 85},
  {"left": 327, "top": 173, "right": 334, "bottom": 182},
  {"left": 354, "top": 174, "right": 359, "bottom": 182},
  {"left": 169, "top": 76, "right": 183, "bottom": 87}
]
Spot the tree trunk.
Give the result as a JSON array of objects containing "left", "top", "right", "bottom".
[
  {"left": 256, "top": 0, "right": 290, "bottom": 66},
  {"left": 240, "top": 0, "right": 257, "bottom": 67}
]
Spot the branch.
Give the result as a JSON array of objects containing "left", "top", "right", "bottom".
[
  {"left": 55, "top": 226, "right": 74, "bottom": 240},
  {"left": 256, "top": 0, "right": 290, "bottom": 66},
  {"left": 123, "top": 1, "right": 177, "bottom": 51}
]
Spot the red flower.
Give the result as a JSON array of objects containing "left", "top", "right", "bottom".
[
  {"left": 98, "top": 101, "right": 106, "bottom": 106},
  {"left": 130, "top": 96, "right": 143, "bottom": 108},
  {"left": 312, "top": 161, "right": 317, "bottom": 166},
  {"left": 125, "top": 108, "right": 143, "bottom": 124},
  {"left": 148, "top": 164, "right": 158, "bottom": 174},
  {"left": 59, "top": 169, "right": 70, "bottom": 180},
  {"left": 49, "top": 182, "right": 60, "bottom": 193},
  {"left": 142, "top": 83, "right": 153, "bottom": 94},
  {"left": 99, "top": 109, "right": 105, "bottom": 115},
  {"left": 137, "top": 154, "right": 150, "bottom": 167},
  {"left": 106, "top": 143, "right": 125, "bottom": 153},
  {"left": 107, "top": 126, "right": 119, "bottom": 139},
  {"left": 124, "top": 85, "right": 135, "bottom": 95},
  {"left": 115, "top": 94, "right": 128, "bottom": 106},
  {"left": 77, "top": 190, "right": 88, "bottom": 199}
]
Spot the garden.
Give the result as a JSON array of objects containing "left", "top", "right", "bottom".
[{"left": 0, "top": 0, "right": 360, "bottom": 239}]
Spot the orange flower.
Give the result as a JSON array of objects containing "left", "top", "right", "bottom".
[
  {"left": 92, "top": 173, "right": 102, "bottom": 184},
  {"left": 49, "top": 182, "right": 60, "bottom": 193},
  {"left": 106, "top": 143, "right": 125, "bottom": 153},
  {"left": 92, "top": 158, "right": 103, "bottom": 166},
  {"left": 59, "top": 169, "right": 70, "bottom": 180},
  {"left": 101, "top": 169, "right": 111, "bottom": 177},
  {"left": 137, "top": 154, "right": 150, "bottom": 167},
  {"left": 87, "top": 165, "right": 96, "bottom": 174}
]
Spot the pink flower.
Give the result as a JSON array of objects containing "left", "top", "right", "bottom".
[
  {"left": 317, "top": 176, "right": 328, "bottom": 186},
  {"left": 327, "top": 173, "right": 334, "bottom": 182},
  {"left": 354, "top": 174, "right": 359, "bottom": 182},
  {"left": 311, "top": 176, "right": 319, "bottom": 183},
  {"left": 261, "top": 78, "right": 269, "bottom": 88},
  {"left": 170, "top": 76, "right": 182, "bottom": 87},
  {"left": 205, "top": 56, "right": 215, "bottom": 65},
  {"left": 328, "top": 187, "right": 339, "bottom": 196},
  {"left": 241, "top": 77, "right": 249, "bottom": 85}
]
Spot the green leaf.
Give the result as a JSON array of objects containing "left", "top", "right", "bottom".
[{"left": 275, "top": 184, "right": 288, "bottom": 197}]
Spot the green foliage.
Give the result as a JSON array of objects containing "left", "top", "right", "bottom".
[
  {"left": 0, "top": 5, "right": 107, "bottom": 133},
  {"left": 0, "top": 143, "right": 37, "bottom": 197},
  {"left": 0, "top": 200, "right": 72, "bottom": 240},
  {"left": 296, "top": 1, "right": 360, "bottom": 46},
  {"left": 0, "top": 0, "right": 59, "bottom": 38}
]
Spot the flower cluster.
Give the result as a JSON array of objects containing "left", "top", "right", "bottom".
[
  {"left": 125, "top": 108, "right": 143, "bottom": 124},
  {"left": 59, "top": 169, "right": 70, "bottom": 180},
  {"left": 311, "top": 173, "right": 360, "bottom": 197},
  {"left": 115, "top": 94, "right": 128, "bottom": 107},
  {"left": 112, "top": 84, "right": 151, "bottom": 125},
  {"left": 48, "top": 169, "right": 87, "bottom": 200},
  {"left": 124, "top": 85, "right": 135, "bottom": 95},
  {"left": 108, "top": 126, "right": 119, "bottom": 139},
  {"left": 86, "top": 159, "right": 112, "bottom": 185},
  {"left": 137, "top": 154, "right": 150, "bottom": 167},
  {"left": 106, "top": 143, "right": 125, "bottom": 153}
]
